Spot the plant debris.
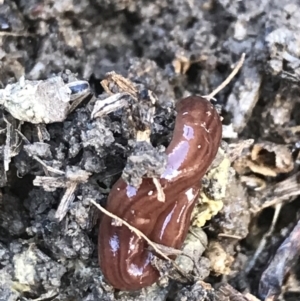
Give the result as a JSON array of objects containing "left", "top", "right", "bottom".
[{"left": 1, "top": 0, "right": 300, "bottom": 300}]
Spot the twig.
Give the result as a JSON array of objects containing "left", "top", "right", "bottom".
[
  {"left": 91, "top": 93, "right": 129, "bottom": 119},
  {"left": 246, "top": 203, "right": 282, "bottom": 274},
  {"left": 101, "top": 72, "right": 137, "bottom": 97},
  {"left": 90, "top": 199, "right": 172, "bottom": 263},
  {"left": 216, "top": 283, "right": 260, "bottom": 301},
  {"left": 3, "top": 117, "right": 22, "bottom": 176},
  {"left": 37, "top": 124, "right": 50, "bottom": 141},
  {"left": 55, "top": 183, "right": 77, "bottom": 221},
  {"left": 203, "top": 53, "right": 246, "bottom": 100},
  {"left": 16, "top": 130, "right": 65, "bottom": 175},
  {"left": 0, "top": 31, "right": 33, "bottom": 37},
  {"left": 91, "top": 199, "right": 197, "bottom": 282},
  {"left": 3, "top": 117, "right": 11, "bottom": 172},
  {"left": 218, "top": 233, "right": 243, "bottom": 240},
  {"left": 254, "top": 172, "right": 300, "bottom": 212},
  {"left": 152, "top": 177, "right": 165, "bottom": 202},
  {"left": 33, "top": 176, "right": 66, "bottom": 189}
]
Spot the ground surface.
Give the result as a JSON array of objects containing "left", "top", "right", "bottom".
[{"left": 0, "top": 0, "right": 300, "bottom": 300}]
